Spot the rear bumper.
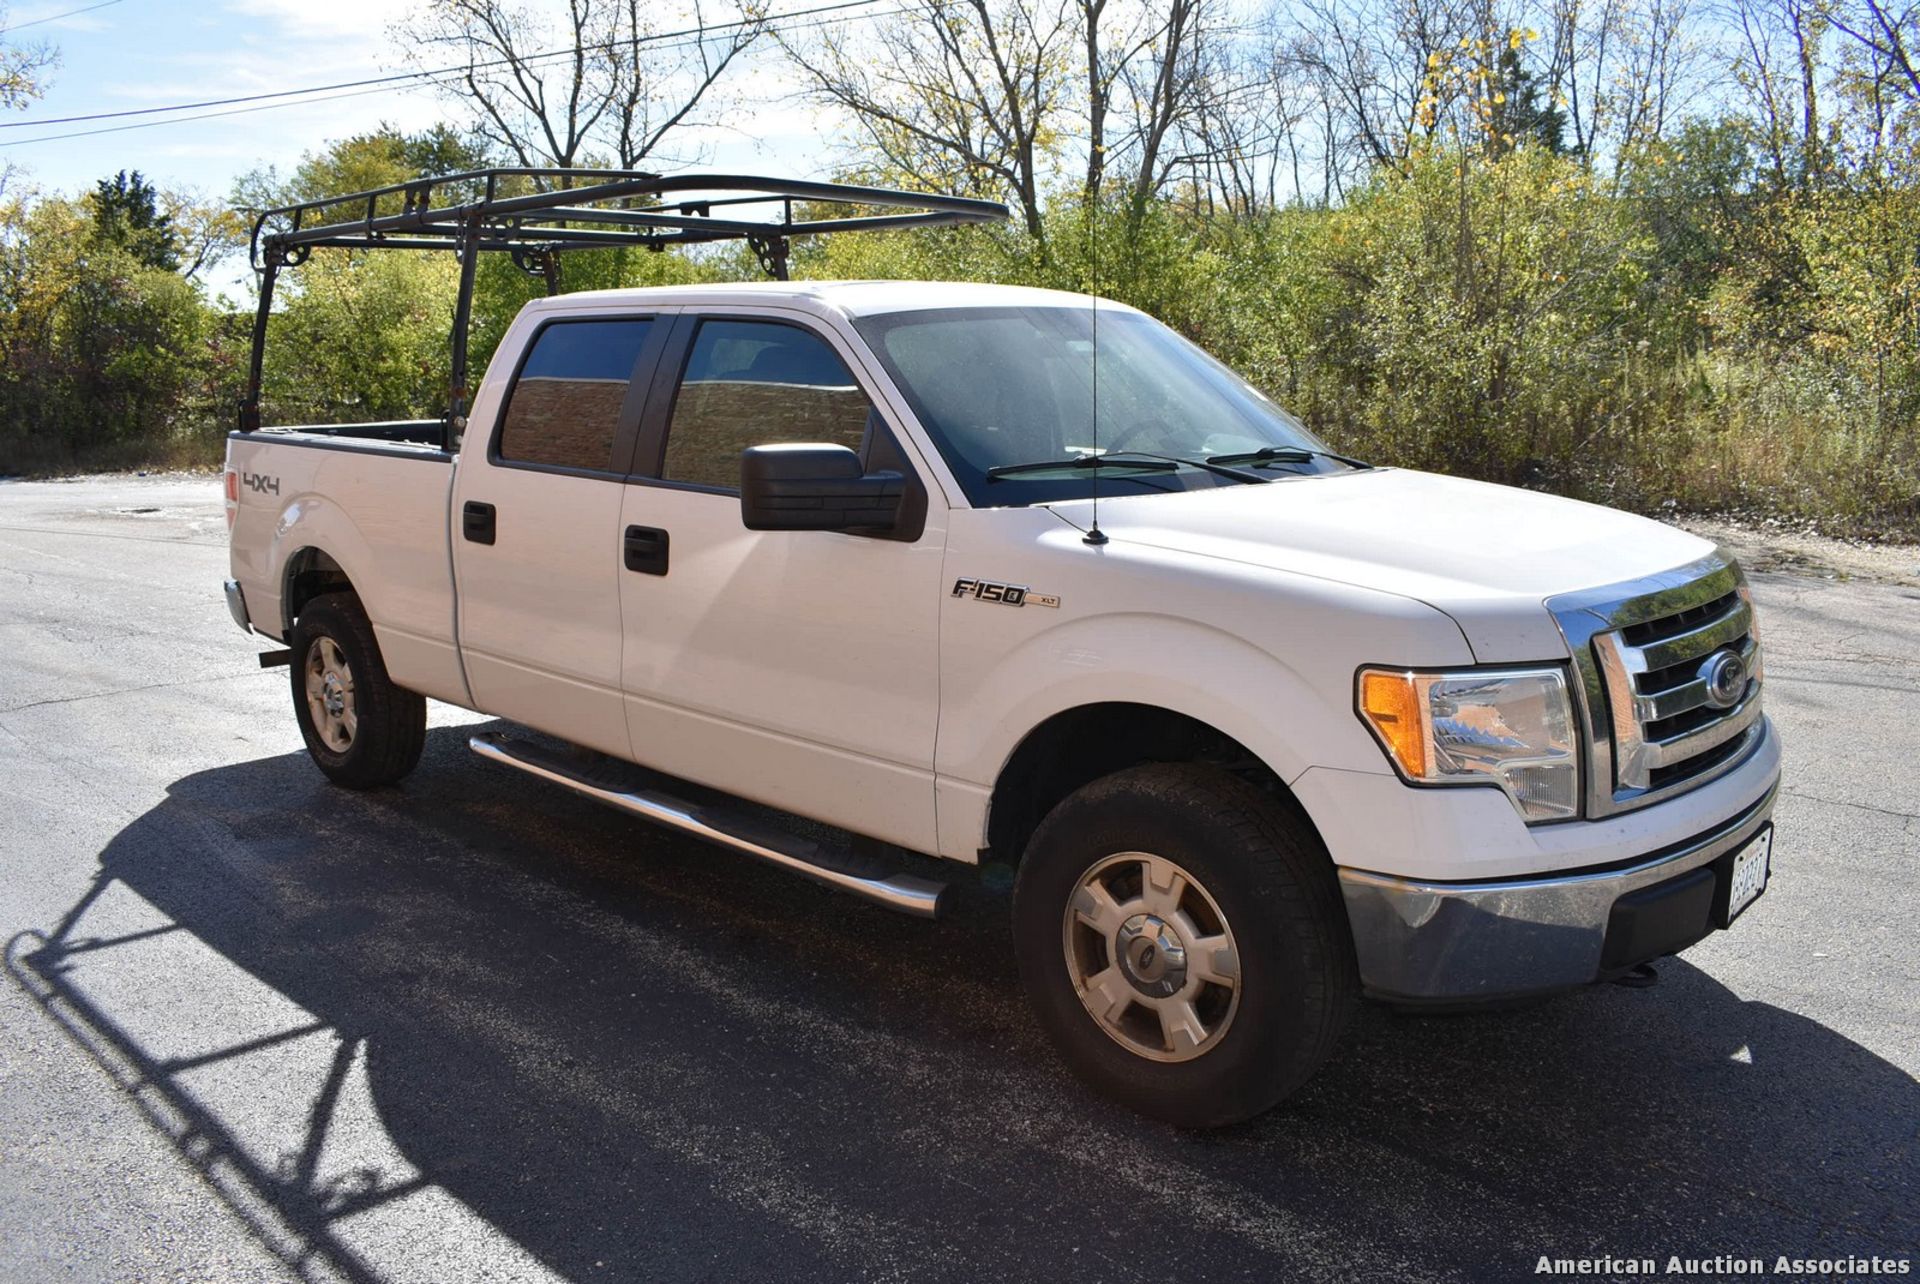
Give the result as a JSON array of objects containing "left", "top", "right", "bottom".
[
  {"left": 1338, "top": 766, "right": 1779, "bottom": 1004},
  {"left": 222, "top": 579, "right": 252, "bottom": 634}
]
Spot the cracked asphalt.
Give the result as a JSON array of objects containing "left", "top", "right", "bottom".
[{"left": 1, "top": 473, "right": 1915, "bottom": 1284}]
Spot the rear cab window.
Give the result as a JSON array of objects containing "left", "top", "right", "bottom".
[
  {"left": 660, "top": 318, "right": 876, "bottom": 491},
  {"left": 495, "top": 318, "right": 654, "bottom": 472}
]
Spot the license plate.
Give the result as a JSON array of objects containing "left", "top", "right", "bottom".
[{"left": 1726, "top": 827, "right": 1773, "bottom": 923}]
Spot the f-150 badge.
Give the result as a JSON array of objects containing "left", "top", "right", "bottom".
[{"left": 952, "top": 577, "right": 1059, "bottom": 608}]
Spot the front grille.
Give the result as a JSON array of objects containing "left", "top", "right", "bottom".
[
  {"left": 1549, "top": 553, "right": 1766, "bottom": 817},
  {"left": 1620, "top": 589, "right": 1739, "bottom": 647},
  {"left": 1647, "top": 735, "right": 1747, "bottom": 790}
]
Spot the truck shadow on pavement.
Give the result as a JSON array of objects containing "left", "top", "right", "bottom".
[{"left": 8, "top": 724, "right": 1916, "bottom": 1283}]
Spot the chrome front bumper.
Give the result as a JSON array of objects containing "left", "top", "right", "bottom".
[
  {"left": 223, "top": 579, "right": 252, "bottom": 634},
  {"left": 1338, "top": 767, "right": 1779, "bottom": 1004}
]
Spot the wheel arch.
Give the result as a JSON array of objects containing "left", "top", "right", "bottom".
[
  {"left": 984, "top": 702, "right": 1317, "bottom": 867},
  {"left": 281, "top": 546, "right": 356, "bottom": 635}
]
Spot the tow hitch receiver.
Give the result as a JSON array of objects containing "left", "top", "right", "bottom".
[{"left": 1612, "top": 962, "right": 1660, "bottom": 989}]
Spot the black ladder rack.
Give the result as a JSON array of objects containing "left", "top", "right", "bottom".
[{"left": 239, "top": 168, "right": 1008, "bottom": 448}]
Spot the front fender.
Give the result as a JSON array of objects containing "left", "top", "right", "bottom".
[
  {"left": 943, "top": 611, "right": 1350, "bottom": 789},
  {"left": 930, "top": 523, "right": 1479, "bottom": 859}
]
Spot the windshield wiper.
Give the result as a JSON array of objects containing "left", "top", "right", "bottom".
[
  {"left": 986, "top": 451, "right": 1267, "bottom": 484},
  {"left": 1206, "top": 446, "right": 1372, "bottom": 470},
  {"left": 986, "top": 454, "right": 1177, "bottom": 480}
]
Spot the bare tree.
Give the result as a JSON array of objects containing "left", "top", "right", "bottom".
[
  {"left": 1286, "top": 0, "right": 1477, "bottom": 177},
  {"left": 1731, "top": 0, "right": 1829, "bottom": 185},
  {"left": 606, "top": 0, "right": 761, "bottom": 167},
  {"left": 1613, "top": 0, "right": 1703, "bottom": 151},
  {"left": 1828, "top": 0, "right": 1920, "bottom": 101},
  {"left": 1072, "top": 0, "right": 1224, "bottom": 211},
  {"left": 780, "top": 0, "right": 1074, "bottom": 239},
  {"left": 781, "top": 0, "right": 1246, "bottom": 236},
  {"left": 1081, "top": 0, "right": 1115, "bottom": 201},
  {"left": 1113, "top": 0, "right": 1216, "bottom": 208},
  {"left": 1171, "top": 16, "right": 1329, "bottom": 215},
  {"left": 400, "top": 0, "right": 760, "bottom": 175}
]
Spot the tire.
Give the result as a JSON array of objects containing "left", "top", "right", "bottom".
[
  {"left": 289, "top": 591, "right": 426, "bottom": 789},
  {"left": 1013, "top": 763, "right": 1357, "bottom": 1127}
]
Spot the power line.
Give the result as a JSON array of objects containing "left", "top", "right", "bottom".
[
  {"left": 0, "top": 0, "right": 884, "bottom": 130},
  {"left": 0, "top": 81, "right": 451, "bottom": 148},
  {"left": 0, "top": 0, "right": 909, "bottom": 149},
  {"left": 0, "top": 0, "right": 126, "bottom": 36},
  {"left": 1, "top": 62, "right": 430, "bottom": 129}
]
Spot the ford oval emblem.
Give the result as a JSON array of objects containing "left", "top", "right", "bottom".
[{"left": 1700, "top": 650, "right": 1748, "bottom": 709}]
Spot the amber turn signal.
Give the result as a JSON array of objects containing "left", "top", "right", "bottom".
[{"left": 1359, "top": 669, "right": 1427, "bottom": 778}]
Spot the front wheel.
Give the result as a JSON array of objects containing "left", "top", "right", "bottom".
[
  {"left": 289, "top": 592, "right": 426, "bottom": 788},
  {"left": 1013, "top": 763, "right": 1356, "bottom": 1127}
]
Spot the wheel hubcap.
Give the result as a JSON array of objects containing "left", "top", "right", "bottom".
[
  {"left": 1116, "top": 914, "right": 1187, "bottom": 998},
  {"left": 1062, "top": 852, "right": 1240, "bottom": 1063},
  {"left": 303, "top": 636, "right": 356, "bottom": 753}
]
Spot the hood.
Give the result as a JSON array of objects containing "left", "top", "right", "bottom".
[{"left": 1043, "top": 468, "right": 1716, "bottom": 662}]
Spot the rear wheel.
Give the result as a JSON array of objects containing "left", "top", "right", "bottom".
[
  {"left": 289, "top": 592, "right": 426, "bottom": 788},
  {"left": 1013, "top": 763, "right": 1356, "bottom": 1127}
]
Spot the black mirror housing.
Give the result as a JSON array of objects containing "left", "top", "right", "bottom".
[{"left": 740, "top": 443, "right": 905, "bottom": 533}]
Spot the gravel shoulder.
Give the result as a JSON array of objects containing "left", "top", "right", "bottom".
[{"left": 1682, "top": 516, "right": 1920, "bottom": 587}]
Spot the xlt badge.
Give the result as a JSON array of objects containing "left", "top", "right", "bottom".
[{"left": 952, "top": 577, "right": 1060, "bottom": 608}]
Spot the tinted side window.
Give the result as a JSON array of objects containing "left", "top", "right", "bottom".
[
  {"left": 497, "top": 319, "right": 652, "bottom": 470},
  {"left": 661, "top": 320, "right": 872, "bottom": 490}
]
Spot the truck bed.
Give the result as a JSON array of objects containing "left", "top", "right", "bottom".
[
  {"left": 243, "top": 420, "right": 451, "bottom": 455},
  {"left": 226, "top": 424, "right": 468, "bottom": 707}
]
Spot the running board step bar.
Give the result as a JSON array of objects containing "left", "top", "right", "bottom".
[{"left": 469, "top": 734, "right": 947, "bottom": 919}]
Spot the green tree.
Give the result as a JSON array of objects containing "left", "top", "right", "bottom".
[
  {"left": 234, "top": 124, "right": 495, "bottom": 215},
  {"left": 262, "top": 249, "right": 461, "bottom": 425},
  {"left": 91, "top": 171, "right": 181, "bottom": 271},
  {"left": 235, "top": 127, "right": 496, "bottom": 427},
  {"left": 0, "top": 193, "right": 209, "bottom": 467}
]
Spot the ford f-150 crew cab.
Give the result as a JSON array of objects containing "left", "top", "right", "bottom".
[{"left": 223, "top": 172, "right": 1780, "bottom": 1125}]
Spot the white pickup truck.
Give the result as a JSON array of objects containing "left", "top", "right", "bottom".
[{"left": 224, "top": 185, "right": 1778, "bottom": 1126}]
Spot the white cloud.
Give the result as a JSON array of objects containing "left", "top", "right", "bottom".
[{"left": 220, "top": 0, "right": 414, "bottom": 44}]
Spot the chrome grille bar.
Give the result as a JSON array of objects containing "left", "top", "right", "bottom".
[
  {"left": 1645, "top": 688, "right": 1763, "bottom": 765},
  {"left": 1634, "top": 637, "right": 1759, "bottom": 722},
  {"left": 1635, "top": 598, "right": 1753, "bottom": 671}
]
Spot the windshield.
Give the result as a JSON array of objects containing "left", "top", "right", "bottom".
[{"left": 851, "top": 305, "right": 1340, "bottom": 508}]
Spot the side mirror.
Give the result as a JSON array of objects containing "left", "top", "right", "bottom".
[{"left": 740, "top": 443, "right": 904, "bottom": 533}]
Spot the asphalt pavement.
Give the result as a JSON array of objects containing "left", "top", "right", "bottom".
[{"left": 1, "top": 473, "right": 1915, "bottom": 1283}]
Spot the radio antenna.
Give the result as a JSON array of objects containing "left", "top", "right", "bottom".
[{"left": 1084, "top": 198, "right": 1108, "bottom": 547}]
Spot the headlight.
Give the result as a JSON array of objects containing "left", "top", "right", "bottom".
[{"left": 1357, "top": 666, "right": 1580, "bottom": 822}]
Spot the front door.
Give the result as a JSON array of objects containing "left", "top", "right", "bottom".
[
  {"left": 615, "top": 311, "right": 946, "bottom": 852},
  {"left": 453, "top": 311, "right": 666, "bottom": 757}
]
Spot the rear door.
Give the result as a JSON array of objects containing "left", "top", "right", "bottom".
[
  {"left": 614, "top": 309, "right": 947, "bottom": 853},
  {"left": 452, "top": 310, "right": 671, "bottom": 757}
]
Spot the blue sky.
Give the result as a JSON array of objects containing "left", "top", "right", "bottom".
[{"left": 1, "top": 0, "right": 830, "bottom": 214}]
